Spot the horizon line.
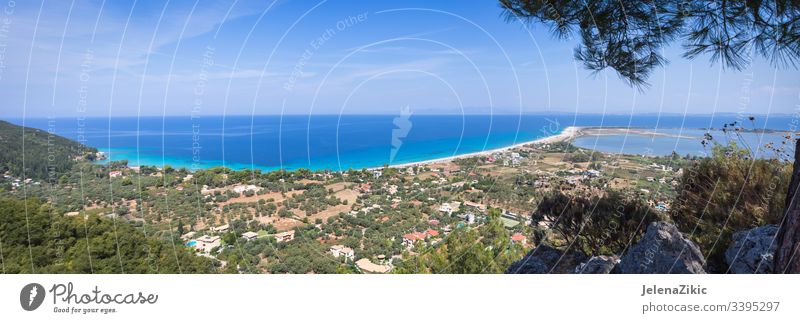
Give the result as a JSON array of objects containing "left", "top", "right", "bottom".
[{"left": 1, "top": 111, "right": 786, "bottom": 119}]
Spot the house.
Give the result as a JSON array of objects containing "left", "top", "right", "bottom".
[
  {"left": 329, "top": 245, "right": 355, "bottom": 261},
  {"left": 511, "top": 233, "right": 527, "bottom": 245},
  {"left": 274, "top": 230, "right": 295, "bottom": 243},
  {"left": 242, "top": 231, "right": 259, "bottom": 241},
  {"left": 438, "top": 201, "right": 460, "bottom": 215},
  {"left": 355, "top": 258, "right": 391, "bottom": 274},
  {"left": 426, "top": 229, "right": 439, "bottom": 237},
  {"left": 233, "top": 184, "right": 258, "bottom": 194},
  {"left": 108, "top": 171, "right": 123, "bottom": 178},
  {"left": 457, "top": 212, "right": 476, "bottom": 224},
  {"left": 402, "top": 232, "right": 427, "bottom": 248},
  {"left": 463, "top": 200, "right": 487, "bottom": 212},
  {"left": 211, "top": 224, "right": 230, "bottom": 233},
  {"left": 194, "top": 235, "right": 221, "bottom": 253}
]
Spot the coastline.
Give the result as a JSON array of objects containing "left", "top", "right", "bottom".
[
  {"left": 91, "top": 125, "right": 769, "bottom": 172},
  {"left": 382, "top": 126, "right": 581, "bottom": 169},
  {"left": 101, "top": 126, "right": 583, "bottom": 172}
]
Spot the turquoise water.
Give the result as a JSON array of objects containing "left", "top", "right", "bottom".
[
  {"left": 11, "top": 114, "right": 797, "bottom": 171},
  {"left": 186, "top": 241, "right": 197, "bottom": 247}
]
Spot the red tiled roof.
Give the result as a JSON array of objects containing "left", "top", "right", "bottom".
[
  {"left": 426, "top": 229, "right": 439, "bottom": 237},
  {"left": 511, "top": 233, "right": 526, "bottom": 241}
]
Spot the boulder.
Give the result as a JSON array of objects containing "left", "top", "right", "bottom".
[
  {"left": 616, "top": 221, "right": 706, "bottom": 274},
  {"left": 506, "top": 245, "right": 588, "bottom": 274},
  {"left": 573, "top": 255, "right": 619, "bottom": 274},
  {"left": 724, "top": 225, "right": 778, "bottom": 274}
]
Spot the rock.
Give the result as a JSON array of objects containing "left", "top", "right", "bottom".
[
  {"left": 724, "top": 225, "right": 778, "bottom": 274},
  {"left": 616, "top": 221, "right": 706, "bottom": 274},
  {"left": 506, "top": 245, "right": 587, "bottom": 274},
  {"left": 573, "top": 255, "right": 619, "bottom": 274}
]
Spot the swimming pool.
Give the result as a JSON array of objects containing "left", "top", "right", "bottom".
[{"left": 186, "top": 240, "right": 197, "bottom": 247}]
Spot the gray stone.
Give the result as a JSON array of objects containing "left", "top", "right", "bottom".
[
  {"left": 573, "top": 255, "right": 619, "bottom": 274},
  {"left": 616, "top": 221, "right": 706, "bottom": 274},
  {"left": 506, "top": 245, "right": 588, "bottom": 274},
  {"left": 724, "top": 225, "right": 778, "bottom": 274}
]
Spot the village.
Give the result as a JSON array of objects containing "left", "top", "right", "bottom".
[{"left": 1, "top": 134, "right": 689, "bottom": 273}]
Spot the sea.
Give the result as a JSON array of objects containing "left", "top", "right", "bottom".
[{"left": 9, "top": 114, "right": 798, "bottom": 171}]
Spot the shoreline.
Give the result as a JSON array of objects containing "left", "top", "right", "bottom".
[
  {"left": 94, "top": 126, "right": 743, "bottom": 173},
  {"left": 100, "top": 127, "right": 582, "bottom": 173},
  {"left": 381, "top": 126, "right": 581, "bottom": 169}
]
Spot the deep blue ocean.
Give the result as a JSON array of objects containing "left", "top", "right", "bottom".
[{"left": 9, "top": 114, "right": 797, "bottom": 171}]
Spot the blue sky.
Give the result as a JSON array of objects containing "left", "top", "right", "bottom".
[{"left": 0, "top": 0, "right": 797, "bottom": 117}]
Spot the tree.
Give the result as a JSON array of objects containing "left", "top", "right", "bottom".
[
  {"left": 671, "top": 143, "right": 790, "bottom": 271},
  {"left": 0, "top": 198, "right": 216, "bottom": 273},
  {"left": 536, "top": 191, "right": 661, "bottom": 255},
  {"left": 395, "top": 216, "right": 525, "bottom": 274},
  {"left": 501, "top": 0, "right": 800, "bottom": 272},
  {"left": 777, "top": 144, "right": 800, "bottom": 273},
  {"left": 501, "top": 1, "right": 799, "bottom": 88}
]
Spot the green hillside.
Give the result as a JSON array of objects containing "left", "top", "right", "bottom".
[
  {"left": 0, "top": 198, "right": 218, "bottom": 273},
  {"left": 0, "top": 120, "right": 97, "bottom": 180}
]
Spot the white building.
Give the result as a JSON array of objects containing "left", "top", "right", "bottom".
[
  {"left": 329, "top": 245, "right": 355, "bottom": 261},
  {"left": 194, "top": 235, "right": 221, "bottom": 253},
  {"left": 439, "top": 203, "right": 453, "bottom": 214},
  {"left": 274, "top": 230, "right": 295, "bottom": 243},
  {"left": 242, "top": 231, "right": 259, "bottom": 241},
  {"left": 458, "top": 212, "right": 476, "bottom": 224},
  {"left": 211, "top": 224, "right": 230, "bottom": 233},
  {"left": 233, "top": 184, "right": 258, "bottom": 194}
]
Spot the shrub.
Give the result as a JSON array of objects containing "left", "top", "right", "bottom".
[
  {"left": 670, "top": 143, "right": 790, "bottom": 271},
  {"left": 534, "top": 190, "right": 662, "bottom": 255}
]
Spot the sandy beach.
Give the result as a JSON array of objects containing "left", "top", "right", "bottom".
[
  {"left": 382, "top": 126, "right": 709, "bottom": 169},
  {"left": 384, "top": 126, "right": 581, "bottom": 169},
  {"left": 578, "top": 127, "right": 698, "bottom": 139}
]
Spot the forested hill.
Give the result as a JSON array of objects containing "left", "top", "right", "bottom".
[
  {"left": 0, "top": 120, "right": 97, "bottom": 180},
  {"left": 0, "top": 197, "right": 218, "bottom": 274}
]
